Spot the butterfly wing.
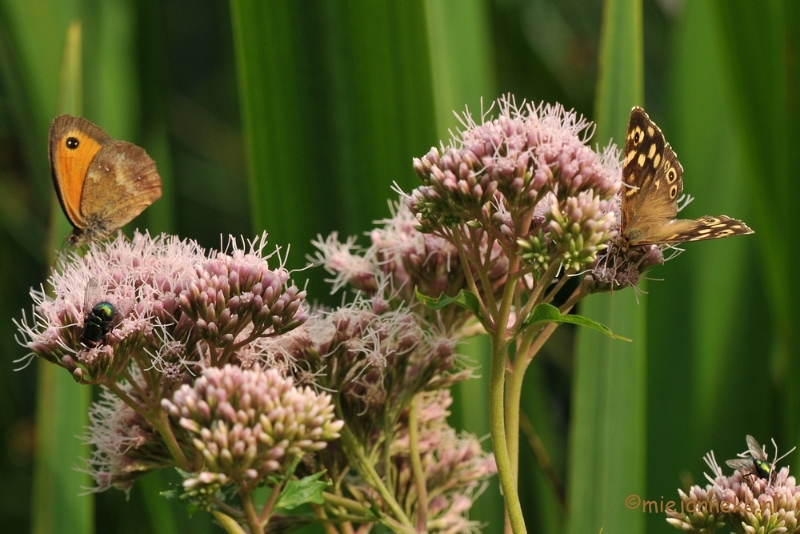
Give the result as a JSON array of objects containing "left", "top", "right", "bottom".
[
  {"left": 646, "top": 215, "right": 753, "bottom": 244},
  {"left": 48, "top": 115, "right": 163, "bottom": 244},
  {"left": 49, "top": 115, "right": 111, "bottom": 231},
  {"left": 621, "top": 108, "right": 683, "bottom": 245},
  {"left": 79, "top": 139, "right": 162, "bottom": 241},
  {"left": 621, "top": 107, "right": 753, "bottom": 245}
]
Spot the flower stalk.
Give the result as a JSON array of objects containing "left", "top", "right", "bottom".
[
  {"left": 408, "top": 395, "right": 429, "bottom": 532},
  {"left": 403, "top": 96, "right": 632, "bottom": 532}
]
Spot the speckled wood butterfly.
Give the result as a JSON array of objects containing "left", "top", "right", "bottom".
[{"left": 621, "top": 107, "right": 753, "bottom": 246}]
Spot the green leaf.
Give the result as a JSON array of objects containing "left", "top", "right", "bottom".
[
  {"left": 415, "top": 289, "right": 483, "bottom": 320},
  {"left": 566, "top": 0, "right": 645, "bottom": 533},
  {"left": 229, "top": 0, "right": 437, "bottom": 298},
  {"left": 523, "top": 303, "right": 630, "bottom": 341},
  {"left": 159, "top": 489, "right": 180, "bottom": 503},
  {"left": 274, "top": 472, "right": 330, "bottom": 510}
]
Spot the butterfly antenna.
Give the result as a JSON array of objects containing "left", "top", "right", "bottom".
[{"left": 676, "top": 193, "right": 695, "bottom": 213}]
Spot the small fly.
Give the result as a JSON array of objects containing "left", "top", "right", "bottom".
[
  {"left": 725, "top": 434, "right": 796, "bottom": 483},
  {"left": 80, "top": 278, "right": 130, "bottom": 347}
]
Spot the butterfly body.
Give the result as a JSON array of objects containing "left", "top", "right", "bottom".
[
  {"left": 620, "top": 107, "right": 753, "bottom": 246},
  {"left": 48, "top": 115, "right": 162, "bottom": 245}
]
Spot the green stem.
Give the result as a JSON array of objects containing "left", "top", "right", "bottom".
[
  {"left": 504, "top": 284, "right": 585, "bottom": 492},
  {"left": 504, "top": 327, "right": 536, "bottom": 486},
  {"left": 451, "top": 228, "right": 492, "bottom": 319},
  {"left": 311, "top": 503, "right": 349, "bottom": 534},
  {"left": 258, "top": 480, "right": 284, "bottom": 525},
  {"left": 211, "top": 511, "right": 248, "bottom": 534},
  {"left": 323, "top": 491, "right": 372, "bottom": 515},
  {"left": 514, "top": 261, "right": 561, "bottom": 330},
  {"left": 489, "top": 248, "right": 527, "bottom": 533},
  {"left": 105, "top": 381, "right": 190, "bottom": 470},
  {"left": 239, "top": 488, "right": 262, "bottom": 534},
  {"left": 213, "top": 497, "right": 244, "bottom": 518},
  {"left": 153, "top": 408, "right": 191, "bottom": 471},
  {"left": 120, "top": 367, "right": 153, "bottom": 410},
  {"left": 106, "top": 381, "right": 151, "bottom": 422},
  {"left": 339, "top": 427, "right": 415, "bottom": 531},
  {"left": 408, "top": 395, "right": 428, "bottom": 532},
  {"left": 383, "top": 416, "right": 394, "bottom": 501},
  {"left": 490, "top": 336, "right": 526, "bottom": 534},
  {"left": 323, "top": 493, "right": 413, "bottom": 532}
]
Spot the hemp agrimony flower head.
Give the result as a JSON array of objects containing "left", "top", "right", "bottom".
[
  {"left": 312, "top": 200, "right": 506, "bottom": 330},
  {"left": 15, "top": 231, "right": 307, "bottom": 384},
  {"left": 667, "top": 440, "right": 800, "bottom": 534},
  {"left": 351, "top": 390, "right": 496, "bottom": 533},
  {"left": 162, "top": 364, "right": 343, "bottom": 501},
  {"left": 83, "top": 378, "right": 172, "bottom": 492},
  {"left": 15, "top": 231, "right": 315, "bottom": 498},
  {"left": 297, "top": 295, "right": 471, "bottom": 430},
  {"left": 250, "top": 279, "right": 491, "bottom": 529},
  {"left": 583, "top": 238, "right": 665, "bottom": 292},
  {"left": 409, "top": 96, "right": 621, "bottom": 279}
]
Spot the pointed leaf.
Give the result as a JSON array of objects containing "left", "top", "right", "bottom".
[
  {"left": 523, "top": 303, "right": 630, "bottom": 342},
  {"left": 275, "top": 472, "right": 330, "bottom": 510},
  {"left": 415, "top": 288, "right": 483, "bottom": 320}
]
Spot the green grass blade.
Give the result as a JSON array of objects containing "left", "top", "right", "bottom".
[
  {"left": 566, "top": 0, "right": 644, "bottom": 533},
  {"left": 645, "top": 5, "right": 765, "bottom": 532},
  {"left": 711, "top": 0, "right": 800, "bottom": 453},
  {"left": 521, "top": 353, "right": 568, "bottom": 532},
  {"left": 424, "top": 0, "right": 496, "bottom": 136},
  {"left": 230, "top": 1, "right": 437, "bottom": 278},
  {"left": 31, "top": 20, "right": 94, "bottom": 534},
  {"left": 420, "top": 1, "right": 505, "bottom": 528},
  {"left": 449, "top": 334, "right": 504, "bottom": 530}
]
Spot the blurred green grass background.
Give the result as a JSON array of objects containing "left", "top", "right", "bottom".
[{"left": 0, "top": 0, "right": 796, "bottom": 533}]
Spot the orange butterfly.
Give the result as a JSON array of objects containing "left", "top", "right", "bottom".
[{"left": 49, "top": 115, "right": 162, "bottom": 244}]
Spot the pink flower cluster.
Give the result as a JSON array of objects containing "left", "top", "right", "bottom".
[
  {"left": 667, "top": 450, "right": 800, "bottom": 533},
  {"left": 16, "top": 231, "right": 307, "bottom": 383},
  {"left": 163, "top": 365, "right": 343, "bottom": 494},
  {"left": 408, "top": 96, "right": 621, "bottom": 275}
]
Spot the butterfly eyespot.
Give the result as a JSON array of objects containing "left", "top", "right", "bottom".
[
  {"left": 669, "top": 184, "right": 678, "bottom": 199},
  {"left": 66, "top": 137, "right": 80, "bottom": 149},
  {"left": 667, "top": 169, "right": 677, "bottom": 182}
]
